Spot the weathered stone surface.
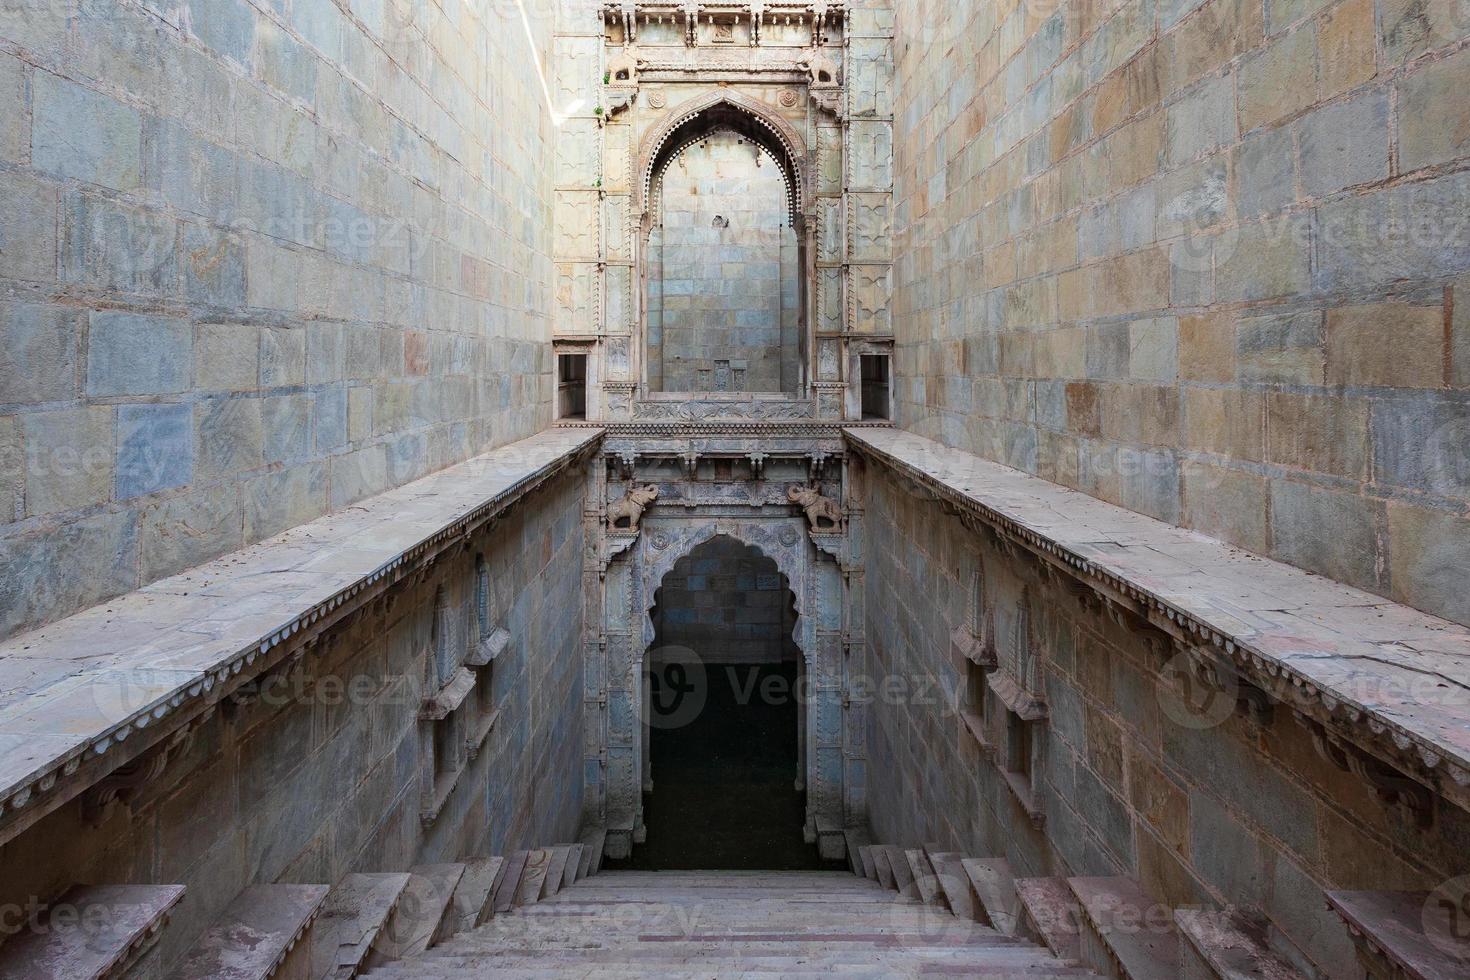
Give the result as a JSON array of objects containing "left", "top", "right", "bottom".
[
  {"left": 140, "top": 485, "right": 244, "bottom": 581},
  {"left": 195, "top": 322, "right": 260, "bottom": 391},
  {"left": 0, "top": 303, "right": 77, "bottom": 405},
  {"left": 32, "top": 72, "right": 142, "bottom": 190},
  {"left": 116, "top": 403, "right": 193, "bottom": 499},
  {"left": 22, "top": 407, "right": 112, "bottom": 516},
  {"left": 0, "top": 172, "right": 57, "bottom": 283},
  {"left": 196, "top": 396, "right": 263, "bottom": 482},
  {"left": 1326, "top": 301, "right": 1444, "bottom": 387},
  {"left": 1397, "top": 45, "right": 1470, "bottom": 172},
  {"left": 87, "top": 311, "right": 192, "bottom": 396}
]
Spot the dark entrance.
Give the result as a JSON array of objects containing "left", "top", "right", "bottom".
[{"left": 614, "top": 537, "right": 829, "bottom": 870}]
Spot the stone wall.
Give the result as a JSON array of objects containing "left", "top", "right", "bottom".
[
  {"left": 0, "top": 0, "right": 557, "bottom": 639},
  {"left": 890, "top": 0, "right": 1470, "bottom": 626},
  {"left": 861, "top": 462, "right": 1470, "bottom": 977},
  {"left": 0, "top": 467, "right": 585, "bottom": 972},
  {"left": 647, "top": 132, "right": 801, "bottom": 393},
  {"left": 652, "top": 535, "right": 800, "bottom": 664}
]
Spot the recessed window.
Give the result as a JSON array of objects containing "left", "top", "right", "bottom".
[
  {"left": 860, "top": 354, "right": 890, "bottom": 420},
  {"left": 558, "top": 353, "right": 587, "bottom": 420}
]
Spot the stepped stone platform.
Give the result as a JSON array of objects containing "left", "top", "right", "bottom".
[{"left": 363, "top": 870, "right": 1098, "bottom": 979}]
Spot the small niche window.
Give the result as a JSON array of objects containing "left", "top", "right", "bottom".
[
  {"left": 421, "top": 583, "right": 477, "bottom": 826},
  {"left": 955, "top": 565, "right": 995, "bottom": 752},
  {"left": 990, "top": 592, "right": 1047, "bottom": 828},
  {"left": 860, "top": 354, "right": 891, "bottom": 420},
  {"left": 558, "top": 353, "right": 587, "bottom": 420}
]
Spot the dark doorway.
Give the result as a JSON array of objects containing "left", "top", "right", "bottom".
[{"left": 612, "top": 537, "right": 833, "bottom": 870}]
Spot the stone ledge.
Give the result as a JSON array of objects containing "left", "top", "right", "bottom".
[
  {"left": 0, "top": 429, "right": 602, "bottom": 847},
  {"left": 845, "top": 428, "right": 1470, "bottom": 815}
]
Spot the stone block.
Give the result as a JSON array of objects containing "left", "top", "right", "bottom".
[
  {"left": 1456, "top": 273, "right": 1470, "bottom": 387},
  {"left": 0, "top": 417, "right": 18, "bottom": 523},
  {"left": 262, "top": 394, "right": 311, "bottom": 465},
  {"left": 1236, "top": 310, "right": 1323, "bottom": 384},
  {"left": 180, "top": 224, "right": 246, "bottom": 306},
  {"left": 1371, "top": 391, "right": 1470, "bottom": 497},
  {"left": 1269, "top": 479, "right": 1385, "bottom": 591},
  {"left": 140, "top": 485, "right": 244, "bottom": 581},
  {"left": 1266, "top": 392, "right": 1370, "bottom": 479},
  {"left": 1120, "top": 447, "right": 1182, "bottom": 524},
  {"left": 0, "top": 303, "right": 78, "bottom": 405},
  {"left": 1166, "top": 75, "right": 1235, "bottom": 166},
  {"left": 243, "top": 462, "right": 328, "bottom": 541},
  {"left": 1316, "top": 0, "right": 1377, "bottom": 98},
  {"left": 348, "top": 386, "right": 373, "bottom": 442},
  {"left": 186, "top": 0, "right": 255, "bottom": 65},
  {"left": 1182, "top": 460, "right": 1270, "bottom": 553},
  {"left": 1178, "top": 312, "right": 1235, "bottom": 382},
  {"left": 1128, "top": 317, "right": 1178, "bottom": 382},
  {"left": 116, "top": 403, "right": 193, "bottom": 500},
  {"left": 1164, "top": 0, "right": 1264, "bottom": 92},
  {"left": 22, "top": 407, "right": 113, "bottom": 515},
  {"left": 1380, "top": 0, "right": 1469, "bottom": 64},
  {"left": 1397, "top": 46, "right": 1470, "bottom": 172},
  {"left": 1296, "top": 89, "right": 1389, "bottom": 197},
  {"left": 1086, "top": 321, "right": 1132, "bottom": 378},
  {"left": 0, "top": 2, "right": 70, "bottom": 60},
  {"left": 257, "top": 17, "right": 317, "bottom": 104},
  {"left": 1233, "top": 126, "right": 1295, "bottom": 218},
  {"left": 314, "top": 386, "right": 348, "bottom": 453},
  {"left": 145, "top": 119, "right": 238, "bottom": 224},
  {"left": 62, "top": 193, "right": 178, "bottom": 296},
  {"left": 1239, "top": 27, "right": 1317, "bottom": 132},
  {"left": 260, "top": 326, "right": 306, "bottom": 387},
  {"left": 0, "top": 54, "right": 24, "bottom": 164},
  {"left": 87, "top": 311, "right": 192, "bottom": 396},
  {"left": 0, "top": 509, "right": 137, "bottom": 638},
  {"left": 1183, "top": 388, "right": 1265, "bottom": 460},
  {"left": 196, "top": 396, "right": 263, "bottom": 482},
  {"left": 1325, "top": 300, "right": 1444, "bottom": 387},
  {"left": 1188, "top": 791, "right": 1268, "bottom": 906},
  {"left": 32, "top": 72, "right": 142, "bottom": 190},
  {"left": 0, "top": 172, "right": 58, "bottom": 283},
  {"left": 1214, "top": 215, "right": 1311, "bottom": 303},
  {"left": 196, "top": 323, "right": 260, "bottom": 391},
  {"left": 1386, "top": 503, "right": 1470, "bottom": 626},
  {"left": 308, "top": 322, "right": 346, "bottom": 382},
  {"left": 1315, "top": 171, "right": 1470, "bottom": 291}
]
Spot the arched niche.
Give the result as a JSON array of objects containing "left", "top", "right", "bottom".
[{"left": 634, "top": 93, "right": 814, "bottom": 399}]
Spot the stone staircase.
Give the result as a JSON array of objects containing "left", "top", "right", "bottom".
[
  {"left": 359, "top": 866, "right": 1096, "bottom": 978},
  {"left": 6, "top": 829, "right": 1465, "bottom": 977}
]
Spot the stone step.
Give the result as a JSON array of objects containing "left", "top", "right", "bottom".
[
  {"left": 843, "top": 828, "right": 873, "bottom": 876},
  {"left": 449, "top": 857, "right": 502, "bottom": 932},
  {"left": 367, "top": 864, "right": 466, "bottom": 966},
  {"left": 882, "top": 845, "right": 917, "bottom": 899},
  {"left": 1069, "top": 877, "right": 1179, "bottom": 980},
  {"left": 541, "top": 847, "right": 574, "bottom": 899},
  {"left": 578, "top": 829, "right": 606, "bottom": 877},
  {"left": 1174, "top": 908, "right": 1307, "bottom": 979},
  {"left": 963, "top": 858, "right": 1021, "bottom": 935},
  {"left": 367, "top": 959, "right": 1098, "bottom": 980},
  {"left": 515, "top": 849, "right": 554, "bottom": 907},
  {"left": 1015, "top": 877, "right": 1084, "bottom": 963},
  {"left": 561, "top": 843, "right": 585, "bottom": 889},
  {"left": 857, "top": 844, "right": 878, "bottom": 880},
  {"left": 904, "top": 848, "right": 945, "bottom": 907},
  {"left": 414, "top": 943, "right": 1083, "bottom": 965},
  {"left": 490, "top": 851, "right": 529, "bottom": 915},
  {"left": 870, "top": 846, "right": 897, "bottom": 890},
  {"left": 0, "top": 883, "right": 184, "bottom": 980},
  {"left": 167, "top": 884, "right": 328, "bottom": 980},
  {"left": 311, "top": 873, "right": 413, "bottom": 980},
  {"left": 1327, "top": 889, "right": 1470, "bottom": 980},
  {"left": 926, "top": 852, "right": 979, "bottom": 922}
]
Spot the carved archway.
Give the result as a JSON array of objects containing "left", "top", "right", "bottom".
[
  {"left": 635, "top": 90, "right": 811, "bottom": 226},
  {"left": 636, "top": 519, "right": 815, "bottom": 658}
]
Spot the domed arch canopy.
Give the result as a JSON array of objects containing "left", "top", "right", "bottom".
[{"left": 637, "top": 92, "right": 810, "bottom": 227}]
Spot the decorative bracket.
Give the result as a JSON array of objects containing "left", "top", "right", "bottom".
[{"left": 1296, "top": 712, "right": 1435, "bottom": 828}]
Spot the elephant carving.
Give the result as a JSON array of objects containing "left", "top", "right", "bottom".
[
  {"left": 788, "top": 486, "right": 842, "bottom": 530},
  {"left": 608, "top": 485, "right": 659, "bottom": 530}
]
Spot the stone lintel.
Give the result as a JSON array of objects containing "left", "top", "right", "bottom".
[
  {"left": 844, "top": 427, "right": 1470, "bottom": 816},
  {"left": 1327, "top": 890, "right": 1470, "bottom": 980}
]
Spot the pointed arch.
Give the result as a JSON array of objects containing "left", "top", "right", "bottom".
[{"left": 635, "top": 90, "right": 810, "bottom": 225}]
